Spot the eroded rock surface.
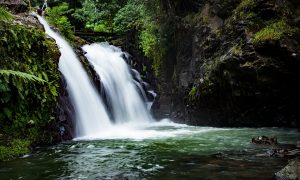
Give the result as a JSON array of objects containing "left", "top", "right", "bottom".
[{"left": 274, "top": 159, "right": 300, "bottom": 180}]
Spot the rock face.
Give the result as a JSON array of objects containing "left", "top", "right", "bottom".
[
  {"left": 0, "top": 0, "right": 27, "bottom": 13},
  {"left": 54, "top": 75, "right": 75, "bottom": 142},
  {"left": 274, "top": 159, "right": 300, "bottom": 180},
  {"left": 153, "top": 0, "right": 300, "bottom": 127}
]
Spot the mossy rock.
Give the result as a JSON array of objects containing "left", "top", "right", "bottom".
[
  {"left": 0, "top": 10, "right": 61, "bottom": 159},
  {"left": 0, "top": 139, "right": 30, "bottom": 161}
]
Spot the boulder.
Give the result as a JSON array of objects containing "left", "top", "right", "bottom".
[
  {"left": 274, "top": 159, "right": 300, "bottom": 180},
  {"left": 251, "top": 136, "right": 278, "bottom": 145}
]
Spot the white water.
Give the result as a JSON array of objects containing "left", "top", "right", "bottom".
[
  {"left": 37, "top": 15, "right": 163, "bottom": 140},
  {"left": 82, "top": 43, "right": 153, "bottom": 124},
  {"left": 36, "top": 15, "right": 112, "bottom": 138}
]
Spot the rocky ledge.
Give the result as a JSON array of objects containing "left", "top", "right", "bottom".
[
  {"left": 0, "top": 0, "right": 27, "bottom": 13},
  {"left": 274, "top": 159, "right": 300, "bottom": 180}
]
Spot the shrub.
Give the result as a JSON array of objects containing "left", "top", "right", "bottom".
[
  {"left": 46, "top": 3, "right": 75, "bottom": 41},
  {"left": 0, "top": 139, "right": 30, "bottom": 161}
]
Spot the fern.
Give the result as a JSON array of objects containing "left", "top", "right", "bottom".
[
  {"left": 0, "top": 6, "right": 13, "bottom": 20},
  {"left": 0, "top": 70, "right": 46, "bottom": 83}
]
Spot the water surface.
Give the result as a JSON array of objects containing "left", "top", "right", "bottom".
[{"left": 1, "top": 121, "right": 299, "bottom": 180}]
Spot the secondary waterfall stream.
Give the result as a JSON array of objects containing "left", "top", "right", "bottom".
[
  {"left": 82, "top": 43, "right": 153, "bottom": 124},
  {"left": 37, "top": 15, "right": 154, "bottom": 139}
]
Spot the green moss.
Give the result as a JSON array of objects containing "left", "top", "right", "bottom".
[
  {"left": 230, "top": 0, "right": 259, "bottom": 25},
  {"left": 0, "top": 18, "right": 60, "bottom": 150},
  {"left": 0, "top": 6, "right": 14, "bottom": 20},
  {"left": 188, "top": 86, "right": 198, "bottom": 101},
  {"left": 253, "top": 20, "right": 298, "bottom": 45},
  {"left": 0, "top": 139, "right": 30, "bottom": 161},
  {"left": 183, "top": 10, "right": 210, "bottom": 25},
  {"left": 231, "top": 43, "right": 242, "bottom": 56},
  {"left": 235, "top": 0, "right": 256, "bottom": 13}
]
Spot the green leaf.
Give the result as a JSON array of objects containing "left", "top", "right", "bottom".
[
  {"left": 0, "top": 70, "right": 47, "bottom": 84},
  {"left": 0, "top": 6, "right": 14, "bottom": 21},
  {"left": 3, "top": 108, "right": 12, "bottom": 119},
  {"left": 49, "top": 85, "right": 58, "bottom": 97}
]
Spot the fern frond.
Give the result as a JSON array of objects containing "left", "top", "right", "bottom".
[
  {"left": 0, "top": 70, "right": 47, "bottom": 83},
  {"left": 0, "top": 6, "right": 14, "bottom": 20}
]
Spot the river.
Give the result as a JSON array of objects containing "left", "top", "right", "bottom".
[{"left": 1, "top": 121, "right": 299, "bottom": 179}]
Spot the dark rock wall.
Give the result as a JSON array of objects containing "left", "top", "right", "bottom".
[{"left": 153, "top": 0, "right": 300, "bottom": 127}]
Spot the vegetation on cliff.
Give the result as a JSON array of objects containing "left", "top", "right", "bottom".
[
  {"left": 0, "top": 6, "right": 60, "bottom": 161},
  {"left": 46, "top": 2, "right": 74, "bottom": 41}
]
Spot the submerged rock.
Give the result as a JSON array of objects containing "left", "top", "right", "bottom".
[
  {"left": 251, "top": 136, "right": 278, "bottom": 145},
  {"left": 271, "top": 149, "right": 300, "bottom": 158},
  {"left": 274, "top": 159, "right": 300, "bottom": 180}
]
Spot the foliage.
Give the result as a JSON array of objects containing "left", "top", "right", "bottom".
[
  {"left": 0, "top": 70, "right": 46, "bottom": 83},
  {"left": 50, "top": 0, "right": 166, "bottom": 76},
  {"left": 253, "top": 20, "right": 298, "bottom": 44},
  {"left": 0, "top": 139, "right": 30, "bottom": 161},
  {"left": 188, "top": 86, "right": 198, "bottom": 101},
  {"left": 139, "top": 23, "right": 158, "bottom": 57},
  {"left": 113, "top": 0, "right": 143, "bottom": 33},
  {"left": 139, "top": 22, "right": 164, "bottom": 76},
  {"left": 73, "top": 0, "right": 127, "bottom": 32},
  {"left": 46, "top": 2, "right": 75, "bottom": 41},
  {"left": 113, "top": 0, "right": 165, "bottom": 76},
  {"left": 0, "top": 6, "right": 13, "bottom": 20},
  {"left": 0, "top": 20, "right": 60, "bottom": 151}
]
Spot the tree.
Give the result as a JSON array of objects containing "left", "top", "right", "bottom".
[{"left": 73, "top": 0, "right": 127, "bottom": 32}]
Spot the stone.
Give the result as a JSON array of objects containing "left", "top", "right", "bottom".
[
  {"left": 0, "top": 0, "right": 27, "bottom": 13},
  {"left": 14, "top": 13, "right": 44, "bottom": 29},
  {"left": 274, "top": 159, "right": 300, "bottom": 180},
  {"left": 251, "top": 136, "right": 278, "bottom": 145},
  {"left": 271, "top": 149, "right": 300, "bottom": 158}
]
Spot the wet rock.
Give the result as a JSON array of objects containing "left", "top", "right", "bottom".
[
  {"left": 251, "top": 136, "right": 278, "bottom": 145},
  {"left": 271, "top": 149, "right": 300, "bottom": 158},
  {"left": 54, "top": 75, "right": 75, "bottom": 142},
  {"left": 274, "top": 159, "right": 300, "bottom": 180},
  {"left": 14, "top": 13, "right": 44, "bottom": 29},
  {"left": 0, "top": 0, "right": 27, "bottom": 13}
]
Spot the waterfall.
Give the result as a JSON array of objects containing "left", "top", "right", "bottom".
[
  {"left": 37, "top": 15, "right": 112, "bottom": 138},
  {"left": 37, "top": 15, "right": 154, "bottom": 140},
  {"left": 82, "top": 43, "right": 153, "bottom": 124}
]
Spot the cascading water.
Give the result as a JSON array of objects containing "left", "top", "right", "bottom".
[
  {"left": 37, "top": 15, "right": 155, "bottom": 140},
  {"left": 36, "top": 15, "right": 112, "bottom": 138},
  {"left": 82, "top": 43, "right": 153, "bottom": 124}
]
